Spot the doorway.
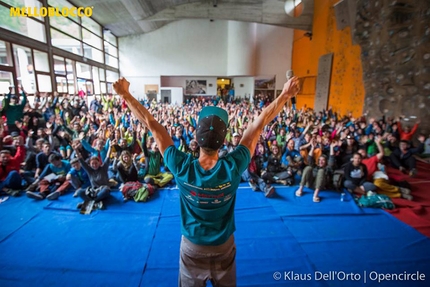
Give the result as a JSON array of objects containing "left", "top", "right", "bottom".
[
  {"left": 216, "top": 78, "right": 232, "bottom": 102},
  {"left": 161, "top": 89, "right": 171, "bottom": 104}
]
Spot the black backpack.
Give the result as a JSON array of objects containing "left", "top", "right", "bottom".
[{"left": 331, "top": 169, "right": 345, "bottom": 191}]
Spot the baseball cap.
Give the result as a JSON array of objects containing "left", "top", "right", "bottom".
[
  {"left": 196, "top": 106, "right": 228, "bottom": 150},
  {"left": 233, "top": 132, "right": 240, "bottom": 137},
  {"left": 346, "top": 135, "right": 354, "bottom": 139}
]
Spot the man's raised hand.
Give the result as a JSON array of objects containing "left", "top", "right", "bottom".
[
  {"left": 113, "top": 77, "right": 130, "bottom": 96},
  {"left": 281, "top": 77, "right": 300, "bottom": 98}
]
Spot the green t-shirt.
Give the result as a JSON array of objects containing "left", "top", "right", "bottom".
[{"left": 164, "top": 145, "right": 250, "bottom": 246}]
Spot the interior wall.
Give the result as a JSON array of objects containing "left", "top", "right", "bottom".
[
  {"left": 227, "top": 21, "right": 256, "bottom": 76},
  {"left": 255, "top": 24, "right": 294, "bottom": 91},
  {"left": 161, "top": 76, "right": 218, "bottom": 95},
  {"left": 119, "top": 19, "right": 293, "bottom": 101},
  {"left": 125, "top": 76, "right": 160, "bottom": 101},
  {"left": 292, "top": 0, "right": 365, "bottom": 116},
  {"left": 232, "top": 77, "right": 254, "bottom": 99},
  {"left": 160, "top": 87, "right": 183, "bottom": 105},
  {"left": 119, "top": 19, "right": 229, "bottom": 78}
]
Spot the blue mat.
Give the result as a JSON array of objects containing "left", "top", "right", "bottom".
[
  {"left": 0, "top": 209, "right": 158, "bottom": 287},
  {"left": 266, "top": 185, "right": 376, "bottom": 217},
  {"left": 284, "top": 213, "right": 430, "bottom": 286},
  {"left": 0, "top": 193, "right": 49, "bottom": 242},
  {"left": 1, "top": 185, "right": 430, "bottom": 287},
  {"left": 140, "top": 214, "right": 181, "bottom": 286}
]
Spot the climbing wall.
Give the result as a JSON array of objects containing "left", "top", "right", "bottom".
[{"left": 355, "top": 0, "right": 430, "bottom": 133}]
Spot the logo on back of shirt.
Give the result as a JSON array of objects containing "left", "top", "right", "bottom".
[
  {"left": 184, "top": 181, "right": 233, "bottom": 205},
  {"left": 187, "top": 189, "right": 232, "bottom": 205}
]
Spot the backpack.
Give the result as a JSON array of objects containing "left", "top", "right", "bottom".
[
  {"left": 331, "top": 169, "right": 345, "bottom": 191},
  {"left": 357, "top": 194, "right": 395, "bottom": 210}
]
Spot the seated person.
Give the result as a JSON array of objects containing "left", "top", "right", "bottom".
[
  {"left": 372, "top": 165, "right": 413, "bottom": 200},
  {"left": 295, "top": 139, "right": 336, "bottom": 202},
  {"left": 65, "top": 157, "right": 91, "bottom": 197},
  {"left": 281, "top": 138, "right": 304, "bottom": 175},
  {"left": 73, "top": 141, "right": 113, "bottom": 210},
  {"left": 22, "top": 137, "right": 46, "bottom": 185},
  {"left": 243, "top": 142, "right": 275, "bottom": 197},
  {"left": 0, "top": 136, "right": 26, "bottom": 195},
  {"left": 112, "top": 150, "right": 139, "bottom": 183},
  {"left": 142, "top": 132, "right": 173, "bottom": 187},
  {"left": 34, "top": 141, "right": 62, "bottom": 179},
  {"left": 262, "top": 144, "right": 294, "bottom": 186},
  {"left": 343, "top": 153, "right": 376, "bottom": 195},
  {"left": 26, "top": 154, "right": 71, "bottom": 200},
  {"left": 186, "top": 139, "right": 200, "bottom": 159},
  {"left": 389, "top": 135, "right": 425, "bottom": 177},
  {"left": 339, "top": 134, "right": 359, "bottom": 165}
]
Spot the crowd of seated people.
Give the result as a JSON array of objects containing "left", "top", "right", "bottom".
[{"left": 0, "top": 85, "right": 428, "bottom": 210}]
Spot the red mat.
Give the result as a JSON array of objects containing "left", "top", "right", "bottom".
[{"left": 386, "top": 161, "right": 430, "bottom": 237}]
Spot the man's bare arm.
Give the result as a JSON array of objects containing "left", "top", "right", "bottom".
[
  {"left": 240, "top": 77, "right": 299, "bottom": 157},
  {"left": 113, "top": 78, "right": 173, "bottom": 155}
]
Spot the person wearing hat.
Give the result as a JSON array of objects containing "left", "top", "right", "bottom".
[
  {"left": 226, "top": 132, "right": 242, "bottom": 152},
  {"left": 339, "top": 134, "right": 359, "bottom": 165},
  {"left": 113, "top": 76, "right": 299, "bottom": 286}
]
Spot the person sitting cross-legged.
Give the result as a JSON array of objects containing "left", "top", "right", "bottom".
[
  {"left": 142, "top": 127, "right": 173, "bottom": 187},
  {"left": 295, "top": 139, "right": 336, "bottom": 202},
  {"left": 261, "top": 144, "right": 294, "bottom": 186},
  {"left": 343, "top": 152, "right": 377, "bottom": 195},
  {"left": 72, "top": 140, "right": 113, "bottom": 210},
  {"left": 243, "top": 141, "right": 275, "bottom": 197},
  {"left": 65, "top": 157, "right": 91, "bottom": 197},
  {"left": 26, "top": 154, "right": 71, "bottom": 200}
]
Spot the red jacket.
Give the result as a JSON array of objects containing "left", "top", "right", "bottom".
[
  {"left": 397, "top": 122, "right": 418, "bottom": 141},
  {"left": 0, "top": 145, "right": 26, "bottom": 181}
]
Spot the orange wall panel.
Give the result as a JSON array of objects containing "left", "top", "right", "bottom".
[{"left": 292, "top": 0, "right": 365, "bottom": 117}]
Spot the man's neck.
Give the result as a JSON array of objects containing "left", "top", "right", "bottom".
[{"left": 198, "top": 150, "right": 219, "bottom": 171}]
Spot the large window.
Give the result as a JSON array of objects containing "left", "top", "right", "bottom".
[
  {"left": 51, "top": 28, "right": 83, "bottom": 56},
  {"left": 37, "top": 74, "right": 52, "bottom": 92},
  {"left": 53, "top": 56, "right": 66, "bottom": 75},
  {"left": 104, "top": 30, "right": 118, "bottom": 68},
  {"left": 65, "top": 58, "right": 75, "bottom": 94},
  {"left": 0, "top": 70, "right": 14, "bottom": 94},
  {"left": 13, "top": 45, "right": 36, "bottom": 93},
  {"left": 0, "top": 3, "right": 46, "bottom": 43},
  {"left": 105, "top": 54, "right": 118, "bottom": 69},
  {"left": 92, "top": 66, "right": 100, "bottom": 94},
  {"left": 82, "top": 17, "right": 101, "bottom": 37},
  {"left": 84, "top": 44, "right": 102, "bottom": 62},
  {"left": 34, "top": 50, "right": 50, "bottom": 72},
  {"left": 76, "top": 62, "right": 90, "bottom": 78},
  {"left": 0, "top": 40, "right": 13, "bottom": 66},
  {"left": 50, "top": 16, "right": 81, "bottom": 39},
  {"left": 0, "top": 0, "right": 119, "bottom": 95}
]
